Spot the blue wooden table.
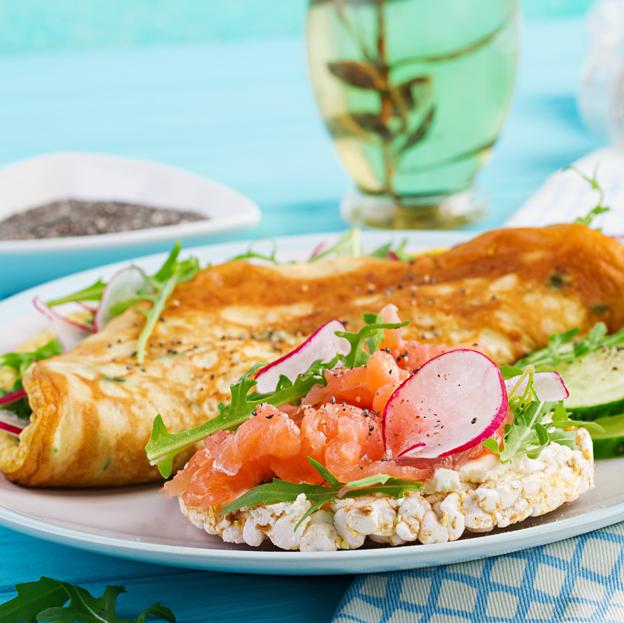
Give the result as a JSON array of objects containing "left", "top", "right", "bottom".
[{"left": 0, "top": 8, "right": 602, "bottom": 623}]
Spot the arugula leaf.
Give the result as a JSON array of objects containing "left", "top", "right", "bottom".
[
  {"left": 0, "top": 577, "right": 175, "bottom": 623},
  {"left": 483, "top": 368, "right": 590, "bottom": 462},
  {"left": 146, "top": 360, "right": 332, "bottom": 477},
  {"left": 515, "top": 322, "right": 624, "bottom": 371},
  {"left": 0, "top": 577, "right": 67, "bottom": 623},
  {"left": 368, "top": 238, "right": 411, "bottom": 261},
  {"left": 47, "top": 279, "right": 107, "bottom": 307},
  {"left": 44, "top": 243, "right": 199, "bottom": 364},
  {"left": 229, "top": 240, "right": 280, "bottom": 264},
  {"left": 0, "top": 339, "right": 63, "bottom": 419},
  {"left": 546, "top": 427, "right": 578, "bottom": 451},
  {"left": 127, "top": 245, "right": 199, "bottom": 364},
  {"left": 221, "top": 457, "right": 422, "bottom": 530},
  {"left": 336, "top": 313, "right": 408, "bottom": 368},
  {"left": 0, "top": 339, "right": 63, "bottom": 387},
  {"left": 550, "top": 402, "right": 604, "bottom": 435},
  {"left": 310, "top": 230, "right": 412, "bottom": 262},
  {"left": 492, "top": 398, "right": 553, "bottom": 462},
  {"left": 146, "top": 312, "right": 411, "bottom": 477},
  {"left": 498, "top": 364, "right": 524, "bottom": 380},
  {"left": 568, "top": 165, "right": 610, "bottom": 227},
  {"left": 309, "top": 230, "right": 362, "bottom": 261}
]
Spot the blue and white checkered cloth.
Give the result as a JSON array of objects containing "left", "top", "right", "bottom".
[
  {"left": 334, "top": 523, "right": 624, "bottom": 622},
  {"left": 332, "top": 148, "right": 624, "bottom": 623}
]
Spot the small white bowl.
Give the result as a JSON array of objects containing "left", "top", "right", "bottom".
[{"left": 1, "top": 152, "right": 260, "bottom": 296}]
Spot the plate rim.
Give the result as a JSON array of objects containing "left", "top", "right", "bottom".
[
  {"left": 1, "top": 496, "right": 623, "bottom": 575},
  {"left": 3, "top": 228, "right": 620, "bottom": 575}
]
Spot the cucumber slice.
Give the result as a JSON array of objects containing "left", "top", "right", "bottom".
[
  {"left": 558, "top": 347, "right": 624, "bottom": 420},
  {"left": 589, "top": 414, "right": 624, "bottom": 459}
]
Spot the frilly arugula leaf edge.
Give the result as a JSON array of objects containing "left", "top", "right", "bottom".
[
  {"left": 220, "top": 456, "right": 423, "bottom": 529},
  {"left": 0, "top": 577, "right": 175, "bottom": 623}
]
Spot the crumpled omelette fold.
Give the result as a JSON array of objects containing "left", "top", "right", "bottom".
[{"left": 1, "top": 224, "right": 623, "bottom": 487}]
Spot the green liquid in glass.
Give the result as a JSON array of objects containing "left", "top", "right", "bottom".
[{"left": 307, "top": 0, "right": 519, "bottom": 228}]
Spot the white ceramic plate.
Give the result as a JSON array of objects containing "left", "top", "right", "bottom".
[
  {"left": 1, "top": 231, "right": 623, "bottom": 576},
  {"left": 0, "top": 152, "right": 260, "bottom": 296}
]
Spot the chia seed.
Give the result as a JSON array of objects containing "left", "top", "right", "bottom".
[{"left": 0, "top": 199, "right": 206, "bottom": 240}]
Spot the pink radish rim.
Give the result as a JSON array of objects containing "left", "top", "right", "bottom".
[
  {"left": 550, "top": 371, "right": 570, "bottom": 400},
  {"left": 505, "top": 371, "right": 569, "bottom": 401},
  {"left": 33, "top": 297, "right": 94, "bottom": 334},
  {"left": 0, "top": 389, "right": 27, "bottom": 406},
  {"left": 0, "top": 420, "right": 23, "bottom": 436},
  {"left": 94, "top": 266, "right": 146, "bottom": 331},
  {"left": 255, "top": 319, "right": 346, "bottom": 384},
  {"left": 382, "top": 348, "right": 508, "bottom": 460},
  {"left": 309, "top": 242, "right": 327, "bottom": 259}
]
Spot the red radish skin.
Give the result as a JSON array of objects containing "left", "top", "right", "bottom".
[
  {"left": 0, "top": 411, "right": 26, "bottom": 436},
  {"left": 382, "top": 349, "right": 508, "bottom": 460},
  {"left": 505, "top": 371, "right": 569, "bottom": 402},
  {"left": 309, "top": 242, "right": 326, "bottom": 259},
  {"left": 255, "top": 320, "right": 350, "bottom": 394},
  {"left": 0, "top": 389, "right": 26, "bottom": 406},
  {"left": 33, "top": 297, "right": 93, "bottom": 350}
]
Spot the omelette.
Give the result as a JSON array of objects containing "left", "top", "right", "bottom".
[{"left": 1, "top": 223, "right": 623, "bottom": 487}]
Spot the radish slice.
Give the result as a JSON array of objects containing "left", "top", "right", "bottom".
[
  {"left": 95, "top": 266, "right": 148, "bottom": 330},
  {"left": 33, "top": 297, "right": 93, "bottom": 350},
  {"left": 0, "top": 389, "right": 26, "bottom": 406},
  {"left": 78, "top": 302, "right": 98, "bottom": 314},
  {"left": 0, "top": 410, "right": 26, "bottom": 436},
  {"left": 383, "top": 349, "right": 508, "bottom": 459},
  {"left": 255, "top": 320, "right": 350, "bottom": 394},
  {"left": 505, "top": 372, "right": 569, "bottom": 401},
  {"left": 309, "top": 242, "right": 327, "bottom": 260}
]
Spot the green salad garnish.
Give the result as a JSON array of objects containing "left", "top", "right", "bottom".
[
  {"left": 146, "top": 313, "right": 406, "bottom": 477},
  {"left": 0, "top": 577, "right": 175, "bottom": 623},
  {"left": 221, "top": 457, "right": 422, "bottom": 527}
]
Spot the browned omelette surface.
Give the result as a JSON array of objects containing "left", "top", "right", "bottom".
[{"left": 1, "top": 224, "right": 623, "bottom": 487}]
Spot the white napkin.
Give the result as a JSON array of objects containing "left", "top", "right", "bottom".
[{"left": 506, "top": 147, "right": 624, "bottom": 232}]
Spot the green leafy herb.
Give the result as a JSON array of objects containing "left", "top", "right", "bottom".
[
  {"left": 368, "top": 238, "right": 411, "bottom": 261},
  {"left": 0, "top": 339, "right": 63, "bottom": 418},
  {"left": 220, "top": 456, "right": 423, "bottom": 530},
  {"left": 483, "top": 368, "right": 587, "bottom": 462},
  {"left": 228, "top": 240, "right": 280, "bottom": 264},
  {"left": 101, "top": 244, "right": 199, "bottom": 365},
  {"left": 0, "top": 339, "right": 62, "bottom": 391},
  {"left": 336, "top": 312, "right": 408, "bottom": 368},
  {"left": 146, "top": 360, "right": 333, "bottom": 477},
  {"left": 515, "top": 322, "right": 624, "bottom": 371},
  {"left": 309, "top": 230, "right": 362, "bottom": 261},
  {"left": 498, "top": 364, "right": 524, "bottom": 380},
  {"left": 0, "top": 577, "right": 175, "bottom": 623},
  {"left": 146, "top": 312, "right": 409, "bottom": 477},
  {"left": 47, "top": 279, "right": 107, "bottom": 307},
  {"left": 568, "top": 166, "right": 611, "bottom": 231},
  {"left": 577, "top": 204, "right": 610, "bottom": 228},
  {"left": 550, "top": 402, "right": 604, "bottom": 435},
  {"left": 45, "top": 243, "right": 199, "bottom": 364},
  {"left": 568, "top": 165, "right": 610, "bottom": 227}
]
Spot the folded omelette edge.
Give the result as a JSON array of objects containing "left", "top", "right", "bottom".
[{"left": 2, "top": 223, "right": 623, "bottom": 487}]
